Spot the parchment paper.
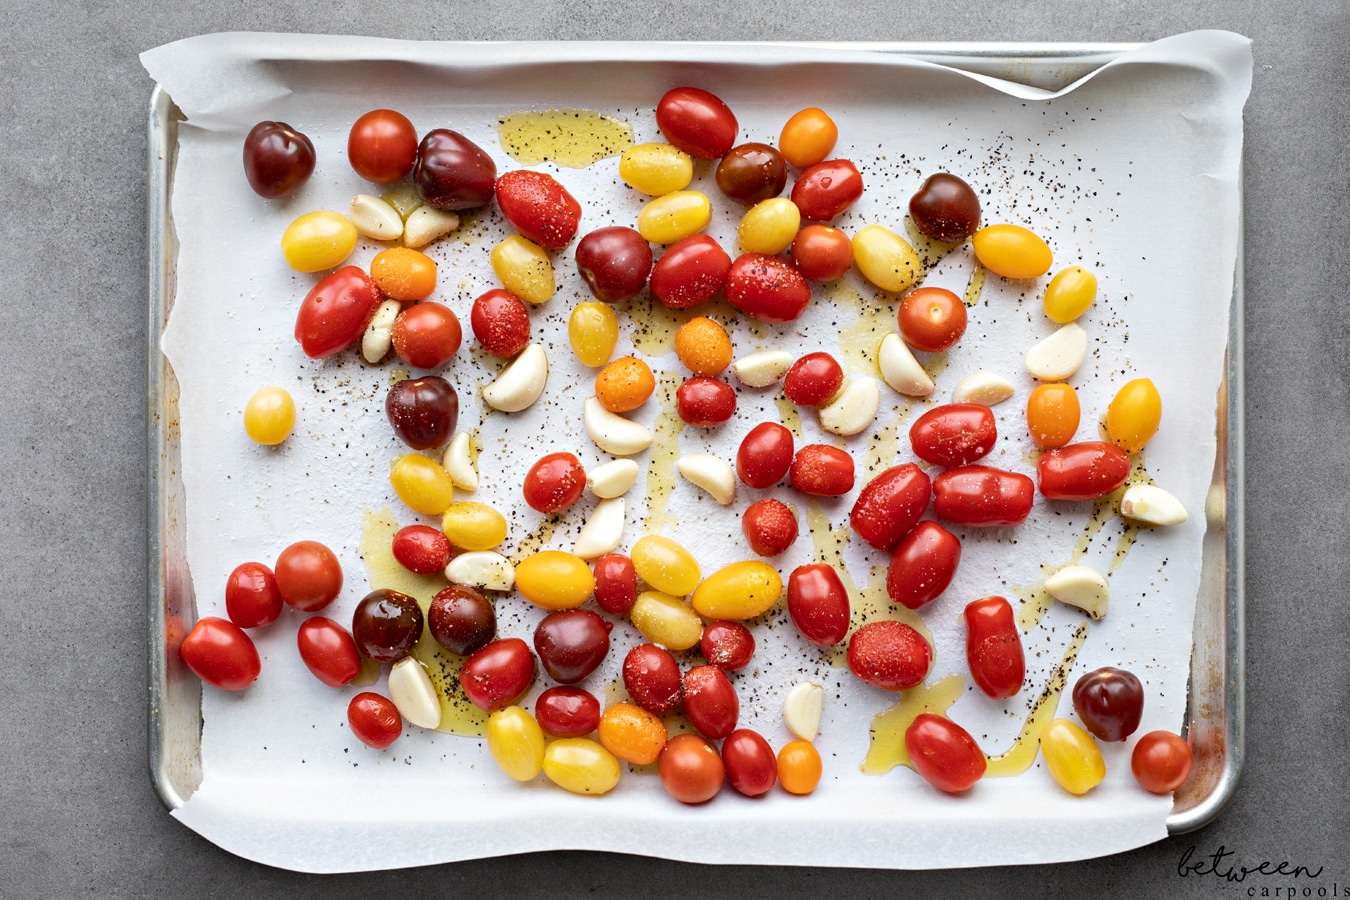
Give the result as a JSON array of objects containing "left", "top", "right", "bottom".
[{"left": 142, "top": 32, "right": 1250, "bottom": 872}]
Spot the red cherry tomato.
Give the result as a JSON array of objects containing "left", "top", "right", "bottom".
[
  {"left": 742, "top": 498, "right": 798, "bottom": 557},
  {"left": 470, "top": 289, "right": 531, "bottom": 358},
  {"left": 179, "top": 617, "right": 261, "bottom": 691},
  {"left": 348, "top": 692, "right": 402, "bottom": 750},
  {"left": 622, "top": 643, "right": 683, "bottom": 714},
  {"left": 675, "top": 376, "right": 737, "bottom": 427},
  {"left": 535, "top": 686, "right": 602, "bottom": 738},
  {"left": 274, "top": 540, "right": 343, "bottom": 612},
  {"left": 783, "top": 352, "right": 844, "bottom": 406},
  {"left": 296, "top": 617, "right": 362, "bottom": 688},
  {"left": 964, "top": 596, "right": 1024, "bottom": 699},
  {"left": 1072, "top": 666, "right": 1144, "bottom": 742},
  {"left": 1131, "top": 731, "right": 1194, "bottom": 794},
  {"left": 790, "top": 159, "right": 864, "bottom": 221},
  {"left": 683, "top": 665, "right": 739, "bottom": 740},
  {"left": 791, "top": 224, "right": 854, "bottom": 282},
  {"left": 932, "top": 465, "right": 1035, "bottom": 526},
  {"left": 533, "top": 609, "right": 611, "bottom": 684},
  {"left": 242, "top": 121, "right": 315, "bottom": 199},
  {"left": 522, "top": 452, "right": 586, "bottom": 513},
  {"left": 909, "top": 403, "right": 997, "bottom": 467},
  {"left": 575, "top": 226, "right": 653, "bottom": 302},
  {"left": 886, "top": 520, "right": 961, "bottom": 610},
  {"left": 658, "top": 733, "right": 726, "bottom": 803},
  {"left": 898, "top": 287, "right": 967, "bottom": 352},
  {"left": 593, "top": 553, "right": 638, "bottom": 616},
  {"left": 459, "top": 638, "right": 537, "bottom": 711},
  {"left": 414, "top": 129, "right": 497, "bottom": 211},
  {"left": 789, "top": 444, "right": 855, "bottom": 496},
  {"left": 347, "top": 109, "right": 419, "bottom": 184},
  {"left": 722, "top": 729, "right": 778, "bottom": 797},
  {"left": 656, "top": 87, "right": 738, "bottom": 159},
  {"left": 391, "top": 525, "right": 452, "bottom": 575},
  {"left": 650, "top": 234, "right": 732, "bottom": 309},
  {"left": 904, "top": 713, "right": 987, "bottom": 793},
  {"left": 849, "top": 463, "right": 932, "bottom": 551},
  {"left": 392, "top": 302, "right": 462, "bottom": 370},
  {"left": 847, "top": 620, "right": 931, "bottom": 690},
  {"left": 1037, "top": 441, "right": 1132, "bottom": 500},
  {"left": 787, "top": 564, "right": 851, "bottom": 648},
  {"left": 495, "top": 170, "right": 583, "bottom": 250},
  {"left": 736, "top": 422, "right": 794, "bottom": 489},
  {"left": 725, "top": 253, "right": 812, "bottom": 324},
  {"left": 294, "top": 266, "right": 383, "bottom": 359},
  {"left": 224, "top": 561, "right": 282, "bottom": 629},
  {"left": 699, "top": 621, "right": 755, "bottom": 671}
]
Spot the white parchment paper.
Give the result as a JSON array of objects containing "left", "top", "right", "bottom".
[{"left": 143, "top": 32, "right": 1250, "bottom": 872}]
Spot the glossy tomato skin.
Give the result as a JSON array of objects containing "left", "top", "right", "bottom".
[
  {"left": 523, "top": 452, "right": 586, "bottom": 514},
  {"left": 414, "top": 129, "right": 497, "bottom": 211},
  {"left": 242, "top": 121, "right": 315, "bottom": 199},
  {"left": 351, "top": 589, "right": 423, "bottom": 663},
  {"left": 790, "top": 159, "right": 864, "bottom": 221},
  {"left": 1131, "top": 731, "right": 1193, "bottom": 793},
  {"left": 470, "top": 289, "right": 531, "bottom": 358},
  {"left": 1037, "top": 442, "right": 1132, "bottom": 501},
  {"left": 675, "top": 376, "right": 737, "bottom": 427},
  {"left": 495, "top": 170, "right": 583, "bottom": 250},
  {"left": 294, "top": 266, "right": 383, "bottom": 359},
  {"left": 622, "top": 643, "right": 683, "bottom": 714},
  {"left": 904, "top": 713, "right": 987, "bottom": 793},
  {"left": 275, "top": 540, "right": 343, "bottom": 612},
  {"left": 658, "top": 734, "right": 725, "bottom": 803},
  {"left": 715, "top": 142, "right": 787, "bottom": 205},
  {"left": 725, "top": 253, "right": 812, "bottom": 324},
  {"left": 297, "top": 617, "right": 362, "bottom": 687},
  {"left": 910, "top": 403, "right": 997, "bottom": 467},
  {"left": 593, "top": 553, "right": 638, "bottom": 616},
  {"left": 847, "top": 620, "right": 931, "bottom": 690},
  {"left": 886, "top": 520, "right": 961, "bottom": 610},
  {"left": 656, "top": 87, "right": 738, "bottom": 159},
  {"left": 683, "top": 665, "right": 739, "bottom": 740},
  {"left": 1072, "top": 666, "right": 1144, "bottom": 742},
  {"left": 909, "top": 173, "right": 981, "bottom": 243},
  {"left": 575, "top": 226, "right": 653, "bottom": 302},
  {"left": 649, "top": 235, "right": 733, "bottom": 309},
  {"left": 932, "top": 465, "right": 1035, "bottom": 527},
  {"left": 722, "top": 729, "right": 777, "bottom": 797},
  {"left": 699, "top": 621, "right": 755, "bottom": 671},
  {"left": 392, "top": 302, "right": 462, "bottom": 370},
  {"left": 460, "top": 638, "right": 537, "bottom": 711},
  {"left": 899, "top": 287, "right": 968, "bottom": 352},
  {"left": 428, "top": 584, "right": 496, "bottom": 656},
  {"left": 849, "top": 464, "right": 932, "bottom": 551},
  {"left": 180, "top": 617, "right": 261, "bottom": 690},
  {"left": 790, "top": 444, "right": 855, "bottom": 497},
  {"left": 535, "top": 686, "right": 602, "bottom": 738},
  {"left": 348, "top": 692, "right": 402, "bottom": 749},
  {"left": 533, "top": 609, "right": 612, "bottom": 684},
  {"left": 391, "top": 525, "right": 452, "bottom": 575},
  {"left": 787, "top": 564, "right": 851, "bottom": 647},
  {"left": 224, "top": 561, "right": 283, "bottom": 629},
  {"left": 348, "top": 109, "right": 419, "bottom": 184},
  {"left": 964, "top": 597, "right": 1024, "bottom": 699},
  {"left": 791, "top": 224, "right": 854, "bottom": 282},
  {"left": 385, "top": 375, "right": 459, "bottom": 450},
  {"left": 736, "top": 422, "right": 794, "bottom": 489},
  {"left": 783, "top": 352, "right": 844, "bottom": 407},
  {"left": 742, "top": 498, "right": 798, "bottom": 557}
]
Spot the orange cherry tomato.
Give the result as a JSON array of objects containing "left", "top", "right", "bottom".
[
  {"left": 371, "top": 247, "right": 437, "bottom": 301},
  {"left": 658, "top": 734, "right": 725, "bottom": 803},
  {"left": 594, "top": 355, "right": 655, "bottom": 412},
  {"left": 778, "top": 107, "right": 838, "bottom": 168},
  {"left": 1026, "top": 383, "right": 1081, "bottom": 448},
  {"left": 776, "top": 740, "right": 823, "bottom": 794}
]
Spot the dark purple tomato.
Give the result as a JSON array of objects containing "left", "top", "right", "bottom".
[
  {"left": 351, "top": 589, "right": 423, "bottom": 663},
  {"left": 655, "top": 86, "right": 738, "bottom": 159},
  {"left": 722, "top": 729, "right": 777, "bottom": 797},
  {"left": 1072, "top": 666, "right": 1144, "bottom": 742},
  {"left": 459, "top": 638, "right": 537, "bottom": 711},
  {"left": 414, "top": 129, "right": 497, "bottom": 211},
  {"left": 675, "top": 376, "right": 736, "bottom": 427},
  {"left": 909, "top": 173, "right": 981, "bottom": 242},
  {"left": 575, "top": 226, "right": 653, "bottom": 303},
  {"left": 699, "top": 621, "right": 755, "bottom": 671},
  {"left": 715, "top": 142, "right": 788, "bottom": 205},
  {"left": 427, "top": 584, "right": 496, "bottom": 656},
  {"left": 534, "top": 686, "right": 602, "bottom": 738},
  {"left": 242, "top": 121, "right": 315, "bottom": 199},
  {"left": 622, "top": 643, "right": 683, "bottom": 714},
  {"left": 385, "top": 375, "right": 459, "bottom": 450},
  {"left": 533, "top": 608, "right": 612, "bottom": 684}
]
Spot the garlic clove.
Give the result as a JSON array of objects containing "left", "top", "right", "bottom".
[
  {"left": 586, "top": 458, "right": 640, "bottom": 499},
  {"left": 574, "top": 498, "right": 626, "bottom": 559},
  {"left": 818, "top": 376, "right": 880, "bottom": 436},
  {"left": 1044, "top": 564, "right": 1109, "bottom": 619},
  {"left": 1026, "top": 323, "right": 1088, "bottom": 381},
  {"left": 482, "top": 343, "right": 548, "bottom": 413},
  {"left": 731, "top": 350, "right": 793, "bottom": 388},
  {"left": 878, "top": 333, "right": 935, "bottom": 397},
  {"left": 783, "top": 681, "right": 824, "bottom": 742},
  {"left": 676, "top": 454, "right": 736, "bottom": 505},
  {"left": 584, "top": 397, "right": 653, "bottom": 456},
  {"left": 952, "top": 371, "right": 1016, "bottom": 406}
]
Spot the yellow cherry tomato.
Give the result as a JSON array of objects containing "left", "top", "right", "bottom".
[
  {"left": 637, "top": 191, "right": 712, "bottom": 245},
  {"left": 777, "top": 740, "right": 823, "bottom": 794},
  {"left": 631, "top": 535, "right": 701, "bottom": 597},
  {"left": 490, "top": 235, "right": 554, "bottom": 305},
  {"left": 972, "top": 224, "right": 1053, "bottom": 279},
  {"left": 1106, "top": 378, "right": 1162, "bottom": 454},
  {"left": 1026, "top": 383, "right": 1081, "bottom": 448},
  {"left": 674, "top": 316, "right": 733, "bottom": 376},
  {"left": 630, "top": 590, "right": 704, "bottom": 650},
  {"left": 737, "top": 198, "right": 801, "bottom": 255},
  {"left": 486, "top": 706, "right": 545, "bottom": 782},
  {"left": 594, "top": 355, "right": 655, "bottom": 413},
  {"left": 691, "top": 560, "right": 783, "bottom": 620},
  {"left": 1043, "top": 266, "right": 1097, "bottom": 323},
  {"left": 568, "top": 301, "right": 619, "bottom": 368},
  {"left": 389, "top": 454, "right": 454, "bottom": 515},
  {"left": 851, "top": 224, "right": 921, "bottom": 294},
  {"left": 597, "top": 702, "right": 668, "bottom": 765},
  {"left": 370, "top": 247, "right": 437, "bottom": 301},
  {"left": 440, "top": 502, "right": 508, "bottom": 551},
  {"left": 514, "top": 550, "right": 595, "bottom": 609},
  {"left": 619, "top": 142, "right": 694, "bottom": 196},
  {"left": 1040, "top": 718, "right": 1106, "bottom": 795},
  {"left": 779, "top": 107, "right": 838, "bottom": 169},
  {"left": 542, "top": 738, "right": 622, "bottom": 795},
  {"left": 280, "top": 211, "right": 358, "bottom": 273},
  {"left": 243, "top": 386, "right": 295, "bottom": 445}
]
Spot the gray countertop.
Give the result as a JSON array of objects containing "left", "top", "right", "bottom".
[{"left": 1, "top": 2, "right": 1346, "bottom": 897}]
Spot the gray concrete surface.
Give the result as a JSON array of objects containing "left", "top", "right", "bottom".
[{"left": 0, "top": 1, "right": 1346, "bottom": 897}]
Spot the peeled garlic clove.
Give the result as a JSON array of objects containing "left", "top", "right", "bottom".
[
  {"left": 442, "top": 432, "right": 478, "bottom": 492},
  {"left": 676, "top": 453, "right": 735, "bottom": 505},
  {"left": 818, "top": 376, "right": 880, "bottom": 436},
  {"left": 584, "top": 397, "right": 653, "bottom": 456},
  {"left": 587, "top": 458, "right": 640, "bottom": 499},
  {"left": 361, "top": 299, "right": 401, "bottom": 364},
  {"left": 783, "top": 681, "right": 824, "bottom": 742},
  {"left": 732, "top": 349, "right": 793, "bottom": 388},
  {"left": 1026, "top": 323, "right": 1088, "bottom": 381},
  {"left": 388, "top": 658, "right": 441, "bottom": 729},
  {"left": 574, "top": 498, "right": 626, "bottom": 559},
  {"left": 350, "top": 194, "right": 404, "bottom": 241},
  {"left": 445, "top": 551, "right": 515, "bottom": 591},
  {"left": 1120, "top": 484, "right": 1188, "bottom": 526},
  {"left": 878, "top": 333, "right": 934, "bottom": 397},
  {"left": 1044, "top": 565, "right": 1109, "bottom": 619},
  {"left": 483, "top": 343, "right": 548, "bottom": 412},
  {"left": 952, "top": 371, "right": 1015, "bottom": 406},
  {"left": 403, "top": 206, "right": 460, "bottom": 249}
]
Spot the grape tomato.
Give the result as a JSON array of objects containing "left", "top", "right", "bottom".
[
  {"left": 280, "top": 211, "right": 358, "bottom": 273},
  {"left": 650, "top": 234, "right": 732, "bottom": 309},
  {"left": 908, "top": 173, "right": 981, "bottom": 242},
  {"left": 789, "top": 444, "right": 855, "bottom": 497},
  {"left": 389, "top": 453, "right": 455, "bottom": 516},
  {"left": 224, "top": 561, "right": 283, "bottom": 629},
  {"left": 909, "top": 403, "right": 997, "bottom": 468},
  {"left": 790, "top": 159, "right": 863, "bottom": 221},
  {"left": 736, "top": 422, "right": 794, "bottom": 489},
  {"left": 722, "top": 729, "right": 777, "bottom": 797},
  {"left": 932, "top": 465, "right": 1034, "bottom": 527},
  {"left": 886, "top": 520, "right": 961, "bottom": 611},
  {"left": 414, "top": 129, "right": 497, "bottom": 210},
  {"left": 791, "top": 224, "right": 854, "bottom": 282},
  {"left": 637, "top": 191, "right": 713, "bottom": 245},
  {"left": 391, "top": 524, "right": 452, "bottom": 575},
  {"left": 675, "top": 376, "right": 737, "bottom": 427},
  {"left": 787, "top": 563, "right": 851, "bottom": 648},
  {"left": 536, "top": 686, "right": 602, "bottom": 738},
  {"left": 683, "top": 664, "right": 739, "bottom": 740},
  {"left": 776, "top": 740, "right": 822, "bottom": 795},
  {"left": 619, "top": 142, "right": 694, "bottom": 196},
  {"left": 847, "top": 620, "right": 931, "bottom": 690},
  {"left": 296, "top": 617, "right": 362, "bottom": 687},
  {"left": 904, "top": 714, "right": 986, "bottom": 793},
  {"left": 963, "top": 597, "right": 1024, "bottom": 699},
  {"left": 523, "top": 452, "right": 586, "bottom": 514},
  {"left": 699, "top": 621, "right": 755, "bottom": 671},
  {"left": 972, "top": 224, "right": 1053, "bottom": 280},
  {"left": 348, "top": 109, "right": 419, "bottom": 184},
  {"left": 1036, "top": 442, "right": 1132, "bottom": 501},
  {"left": 656, "top": 86, "right": 738, "bottom": 159},
  {"left": 659, "top": 734, "right": 725, "bottom": 803},
  {"left": 348, "top": 692, "right": 402, "bottom": 750},
  {"left": 1132, "top": 731, "right": 1193, "bottom": 794},
  {"left": 385, "top": 375, "right": 458, "bottom": 450},
  {"left": 595, "top": 355, "right": 656, "bottom": 413},
  {"left": 352, "top": 588, "right": 423, "bottom": 663},
  {"left": 783, "top": 352, "right": 844, "bottom": 407},
  {"left": 487, "top": 706, "right": 547, "bottom": 782},
  {"left": 180, "top": 616, "right": 261, "bottom": 691},
  {"left": 622, "top": 643, "right": 683, "bottom": 714},
  {"left": 371, "top": 247, "right": 437, "bottom": 301},
  {"left": 294, "top": 266, "right": 383, "bottom": 360},
  {"left": 428, "top": 584, "right": 496, "bottom": 656},
  {"left": 898, "top": 287, "right": 967, "bottom": 352},
  {"left": 592, "top": 553, "right": 638, "bottom": 616},
  {"left": 598, "top": 702, "right": 667, "bottom": 764},
  {"left": 568, "top": 301, "right": 620, "bottom": 367},
  {"left": 674, "top": 316, "right": 733, "bottom": 377},
  {"left": 575, "top": 226, "right": 653, "bottom": 303},
  {"left": 1026, "top": 383, "right": 1081, "bottom": 448},
  {"left": 495, "top": 170, "right": 583, "bottom": 250},
  {"left": 778, "top": 107, "right": 838, "bottom": 168},
  {"left": 1040, "top": 718, "right": 1106, "bottom": 795},
  {"left": 460, "top": 638, "right": 537, "bottom": 711},
  {"left": 392, "top": 302, "right": 462, "bottom": 370},
  {"left": 742, "top": 498, "right": 798, "bottom": 557},
  {"left": 243, "top": 386, "right": 295, "bottom": 446},
  {"left": 533, "top": 608, "right": 611, "bottom": 684},
  {"left": 725, "top": 253, "right": 811, "bottom": 324},
  {"left": 849, "top": 463, "right": 931, "bottom": 551}
]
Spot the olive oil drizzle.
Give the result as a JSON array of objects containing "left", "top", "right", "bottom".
[
  {"left": 984, "top": 623, "right": 1088, "bottom": 777},
  {"left": 495, "top": 109, "right": 634, "bottom": 168},
  {"left": 643, "top": 371, "right": 684, "bottom": 533}
]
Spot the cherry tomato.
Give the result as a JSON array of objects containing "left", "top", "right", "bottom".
[
  {"left": 849, "top": 464, "right": 932, "bottom": 551},
  {"left": 776, "top": 740, "right": 823, "bottom": 795},
  {"left": 683, "top": 665, "right": 739, "bottom": 740},
  {"left": 495, "top": 170, "right": 583, "bottom": 250},
  {"left": 656, "top": 87, "right": 738, "bottom": 159},
  {"left": 351, "top": 589, "right": 423, "bottom": 663},
  {"left": 224, "top": 561, "right": 282, "bottom": 629},
  {"left": 789, "top": 444, "right": 855, "bottom": 496},
  {"left": 790, "top": 159, "right": 863, "bottom": 221},
  {"left": 910, "top": 403, "right": 997, "bottom": 467},
  {"left": 414, "top": 128, "right": 497, "bottom": 211},
  {"left": 593, "top": 553, "right": 638, "bottom": 616},
  {"left": 908, "top": 173, "right": 981, "bottom": 242},
  {"left": 658, "top": 734, "right": 725, "bottom": 803},
  {"left": 787, "top": 564, "right": 851, "bottom": 648},
  {"left": 427, "top": 584, "right": 496, "bottom": 656},
  {"left": 595, "top": 355, "right": 656, "bottom": 413},
  {"left": 1026, "top": 383, "right": 1081, "bottom": 448},
  {"left": 1037, "top": 442, "right": 1132, "bottom": 501},
  {"left": 674, "top": 316, "right": 733, "bottom": 377},
  {"left": 390, "top": 524, "right": 451, "bottom": 575},
  {"left": 722, "top": 729, "right": 778, "bottom": 797},
  {"left": 675, "top": 376, "right": 737, "bottom": 427},
  {"left": 779, "top": 107, "right": 838, "bottom": 168},
  {"left": 1072, "top": 666, "right": 1144, "bottom": 742},
  {"left": 568, "top": 301, "right": 619, "bottom": 367},
  {"left": 791, "top": 224, "right": 854, "bottom": 282},
  {"left": 783, "top": 352, "right": 844, "bottom": 406},
  {"left": 392, "top": 302, "right": 462, "bottom": 370},
  {"left": 1040, "top": 718, "right": 1106, "bottom": 795},
  {"left": 294, "top": 266, "right": 383, "bottom": 359},
  {"left": 522, "top": 452, "right": 586, "bottom": 514},
  {"left": 180, "top": 616, "right": 261, "bottom": 691},
  {"left": 281, "top": 211, "right": 358, "bottom": 273},
  {"left": 574, "top": 226, "right": 653, "bottom": 303},
  {"left": 460, "top": 638, "right": 537, "bottom": 711},
  {"left": 371, "top": 247, "right": 437, "bottom": 301},
  {"left": 1132, "top": 731, "right": 1194, "bottom": 793},
  {"left": 535, "top": 686, "right": 602, "bottom": 738},
  {"left": 598, "top": 703, "right": 668, "bottom": 764},
  {"left": 898, "top": 287, "right": 968, "bottom": 352},
  {"left": 847, "top": 620, "right": 931, "bottom": 690},
  {"left": 347, "top": 109, "right": 419, "bottom": 184},
  {"left": 385, "top": 375, "right": 458, "bottom": 450},
  {"left": 1106, "top": 377, "right": 1163, "bottom": 454},
  {"left": 742, "top": 498, "right": 798, "bottom": 557},
  {"left": 348, "top": 692, "right": 402, "bottom": 750},
  {"left": 725, "top": 253, "right": 812, "bottom": 324},
  {"left": 622, "top": 643, "right": 683, "bottom": 714},
  {"left": 964, "top": 597, "right": 1024, "bottom": 699},
  {"left": 242, "top": 121, "right": 315, "bottom": 199},
  {"left": 715, "top": 142, "right": 787, "bottom": 205},
  {"left": 296, "top": 617, "right": 361, "bottom": 688},
  {"left": 736, "top": 422, "right": 794, "bottom": 489},
  {"left": 904, "top": 713, "right": 986, "bottom": 793},
  {"left": 533, "top": 609, "right": 611, "bottom": 684},
  {"left": 470, "top": 289, "right": 531, "bottom": 358},
  {"left": 699, "top": 621, "right": 755, "bottom": 671},
  {"left": 932, "top": 465, "right": 1035, "bottom": 526},
  {"left": 649, "top": 234, "right": 732, "bottom": 309},
  {"left": 886, "top": 520, "right": 961, "bottom": 610},
  {"left": 243, "top": 386, "right": 296, "bottom": 446},
  {"left": 274, "top": 540, "right": 343, "bottom": 612},
  {"left": 972, "top": 224, "right": 1053, "bottom": 279}
]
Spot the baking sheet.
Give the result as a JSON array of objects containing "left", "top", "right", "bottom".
[{"left": 143, "top": 32, "right": 1250, "bottom": 872}]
